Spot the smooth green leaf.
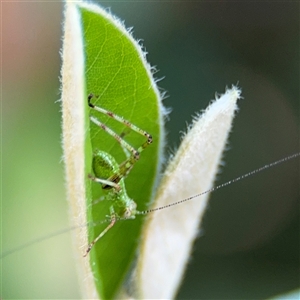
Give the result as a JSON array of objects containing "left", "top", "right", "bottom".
[{"left": 77, "top": 3, "right": 163, "bottom": 299}]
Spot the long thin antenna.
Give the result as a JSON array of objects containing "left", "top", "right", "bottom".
[
  {"left": 137, "top": 152, "right": 300, "bottom": 215},
  {"left": 2, "top": 152, "right": 299, "bottom": 258},
  {"left": 0, "top": 220, "right": 109, "bottom": 259}
]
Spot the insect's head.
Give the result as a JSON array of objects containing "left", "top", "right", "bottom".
[{"left": 122, "top": 200, "right": 137, "bottom": 219}]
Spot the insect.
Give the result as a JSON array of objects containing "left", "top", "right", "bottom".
[
  {"left": 2, "top": 91, "right": 299, "bottom": 261},
  {"left": 84, "top": 93, "right": 153, "bottom": 256},
  {"left": 2, "top": 151, "right": 298, "bottom": 260}
]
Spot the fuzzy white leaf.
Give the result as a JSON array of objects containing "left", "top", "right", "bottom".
[
  {"left": 61, "top": 2, "right": 97, "bottom": 298},
  {"left": 136, "top": 86, "right": 242, "bottom": 299}
]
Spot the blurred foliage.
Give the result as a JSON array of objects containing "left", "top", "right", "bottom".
[{"left": 2, "top": 1, "right": 299, "bottom": 299}]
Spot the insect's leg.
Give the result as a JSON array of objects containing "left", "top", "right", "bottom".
[
  {"left": 104, "top": 132, "right": 153, "bottom": 184},
  {"left": 88, "top": 174, "right": 121, "bottom": 192},
  {"left": 83, "top": 208, "right": 116, "bottom": 257},
  {"left": 88, "top": 93, "right": 153, "bottom": 159},
  {"left": 88, "top": 93, "right": 153, "bottom": 186},
  {"left": 88, "top": 93, "right": 152, "bottom": 142},
  {"left": 89, "top": 114, "right": 140, "bottom": 159},
  {"left": 104, "top": 134, "right": 152, "bottom": 184},
  {"left": 119, "top": 128, "right": 132, "bottom": 158}
]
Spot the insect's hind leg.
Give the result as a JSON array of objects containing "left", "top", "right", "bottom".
[
  {"left": 88, "top": 93, "right": 153, "bottom": 160},
  {"left": 88, "top": 93, "right": 153, "bottom": 185},
  {"left": 119, "top": 128, "right": 133, "bottom": 158},
  {"left": 88, "top": 93, "right": 152, "bottom": 142}
]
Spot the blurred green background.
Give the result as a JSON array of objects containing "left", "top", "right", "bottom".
[{"left": 2, "top": 1, "right": 299, "bottom": 299}]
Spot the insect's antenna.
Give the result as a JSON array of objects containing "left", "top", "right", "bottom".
[
  {"left": 137, "top": 152, "right": 300, "bottom": 215},
  {"left": 1, "top": 219, "right": 110, "bottom": 259}
]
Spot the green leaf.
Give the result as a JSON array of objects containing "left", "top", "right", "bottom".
[{"left": 62, "top": 2, "right": 163, "bottom": 299}]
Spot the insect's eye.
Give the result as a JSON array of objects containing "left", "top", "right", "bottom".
[
  {"left": 124, "top": 208, "right": 132, "bottom": 218},
  {"left": 123, "top": 201, "right": 137, "bottom": 218}
]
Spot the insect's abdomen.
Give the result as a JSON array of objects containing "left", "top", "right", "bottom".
[{"left": 92, "top": 150, "right": 120, "bottom": 189}]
